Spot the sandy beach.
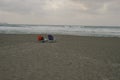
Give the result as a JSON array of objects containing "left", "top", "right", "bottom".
[{"left": 0, "top": 34, "right": 120, "bottom": 80}]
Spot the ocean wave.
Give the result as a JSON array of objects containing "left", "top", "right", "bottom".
[{"left": 0, "top": 24, "right": 120, "bottom": 37}]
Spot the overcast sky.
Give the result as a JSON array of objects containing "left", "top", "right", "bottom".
[{"left": 0, "top": 0, "right": 120, "bottom": 26}]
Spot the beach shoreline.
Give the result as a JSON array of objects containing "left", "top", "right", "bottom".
[{"left": 0, "top": 34, "right": 120, "bottom": 80}]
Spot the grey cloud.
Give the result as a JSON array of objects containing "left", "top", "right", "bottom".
[
  {"left": 0, "top": 0, "right": 119, "bottom": 15},
  {"left": 0, "top": 0, "right": 81, "bottom": 15},
  {"left": 70, "top": 0, "right": 120, "bottom": 14},
  {"left": 0, "top": 0, "right": 46, "bottom": 14},
  {"left": 0, "top": 0, "right": 120, "bottom": 25},
  {"left": 70, "top": 0, "right": 114, "bottom": 4}
]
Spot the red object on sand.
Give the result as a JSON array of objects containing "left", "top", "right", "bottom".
[{"left": 37, "top": 35, "right": 43, "bottom": 41}]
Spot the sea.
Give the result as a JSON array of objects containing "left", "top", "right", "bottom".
[{"left": 0, "top": 24, "right": 120, "bottom": 37}]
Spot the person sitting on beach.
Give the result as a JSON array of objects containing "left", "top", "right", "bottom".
[
  {"left": 37, "top": 35, "right": 44, "bottom": 42},
  {"left": 48, "top": 34, "right": 56, "bottom": 42}
]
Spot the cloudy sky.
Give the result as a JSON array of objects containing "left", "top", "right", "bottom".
[{"left": 0, "top": 0, "right": 120, "bottom": 26}]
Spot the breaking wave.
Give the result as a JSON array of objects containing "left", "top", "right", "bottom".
[{"left": 0, "top": 24, "right": 120, "bottom": 37}]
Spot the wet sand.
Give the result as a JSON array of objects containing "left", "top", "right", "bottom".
[{"left": 0, "top": 34, "right": 120, "bottom": 80}]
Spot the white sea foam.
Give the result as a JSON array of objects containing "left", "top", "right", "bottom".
[{"left": 0, "top": 24, "right": 120, "bottom": 37}]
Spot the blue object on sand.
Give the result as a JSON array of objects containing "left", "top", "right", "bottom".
[
  {"left": 48, "top": 34, "right": 54, "bottom": 40},
  {"left": 48, "top": 34, "right": 56, "bottom": 43}
]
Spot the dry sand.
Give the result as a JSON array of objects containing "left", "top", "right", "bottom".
[{"left": 0, "top": 34, "right": 120, "bottom": 80}]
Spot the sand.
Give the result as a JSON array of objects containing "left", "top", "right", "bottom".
[{"left": 0, "top": 34, "right": 120, "bottom": 80}]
